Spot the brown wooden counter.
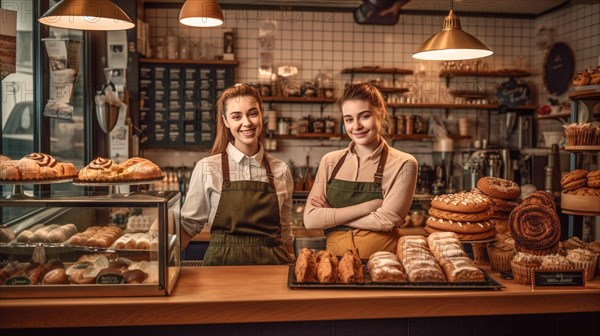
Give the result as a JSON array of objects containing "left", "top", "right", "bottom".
[{"left": 1, "top": 265, "right": 599, "bottom": 329}]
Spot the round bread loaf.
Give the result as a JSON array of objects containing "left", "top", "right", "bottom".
[
  {"left": 428, "top": 207, "right": 492, "bottom": 222},
  {"left": 431, "top": 191, "right": 491, "bottom": 213},
  {"left": 42, "top": 268, "right": 69, "bottom": 285},
  {"left": 426, "top": 216, "right": 496, "bottom": 234}
]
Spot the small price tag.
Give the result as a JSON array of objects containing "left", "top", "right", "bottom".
[
  {"left": 96, "top": 273, "right": 125, "bottom": 285},
  {"left": 532, "top": 269, "right": 585, "bottom": 289},
  {"left": 4, "top": 276, "right": 32, "bottom": 286}
]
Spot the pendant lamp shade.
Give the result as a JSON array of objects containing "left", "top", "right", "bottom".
[
  {"left": 412, "top": 10, "right": 492, "bottom": 61},
  {"left": 39, "top": 0, "right": 134, "bottom": 31},
  {"left": 179, "top": 0, "right": 224, "bottom": 27}
]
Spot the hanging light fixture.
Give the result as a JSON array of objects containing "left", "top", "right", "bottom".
[
  {"left": 412, "top": 0, "right": 492, "bottom": 61},
  {"left": 179, "top": 0, "right": 224, "bottom": 27},
  {"left": 38, "top": 0, "right": 134, "bottom": 31}
]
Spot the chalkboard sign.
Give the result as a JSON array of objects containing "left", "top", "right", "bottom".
[
  {"left": 532, "top": 269, "right": 585, "bottom": 289},
  {"left": 496, "top": 79, "right": 532, "bottom": 108},
  {"left": 543, "top": 42, "right": 575, "bottom": 95}
]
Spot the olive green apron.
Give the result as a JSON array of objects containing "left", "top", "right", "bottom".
[
  {"left": 203, "top": 151, "right": 291, "bottom": 266},
  {"left": 324, "top": 146, "right": 398, "bottom": 259}
]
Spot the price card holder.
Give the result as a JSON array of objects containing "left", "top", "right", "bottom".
[
  {"left": 531, "top": 269, "right": 585, "bottom": 290},
  {"left": 4, "top": 276, "right": 31, "bottom": 286},
  {"left": 96, "top": 273, "right": 125, "bottom": 285}
]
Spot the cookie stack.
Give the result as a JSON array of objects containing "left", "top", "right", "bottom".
[
  {"left": 425, "top": 191, "right": 496, "bottom": 241},
  {"left": 475, "top": 177, "right": 522, "bottom": 234},
  {"left": 561, "top": 169, "right": 600, "bottom": 196}
]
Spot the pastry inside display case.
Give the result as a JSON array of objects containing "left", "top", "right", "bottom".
[{"left": 0, "top": 190, "right": 181, "bottom": 298}]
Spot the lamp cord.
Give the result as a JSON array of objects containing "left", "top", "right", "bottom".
[{"left": 451, "top": 0, "right": 454, "bottom": 11}]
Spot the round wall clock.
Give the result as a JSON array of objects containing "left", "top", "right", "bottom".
[{"left": 543, "top": 42, "right": 575, "bottom": 95}]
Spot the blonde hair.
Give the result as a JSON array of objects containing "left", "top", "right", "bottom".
[
  {"left": 209, "top": 84, "right": 265, "bottom": 155},
  {"left": 338, "top": 83, "right": 391, "bottom": 143}
]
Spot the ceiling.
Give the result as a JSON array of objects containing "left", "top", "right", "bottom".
[{"left": 144, "top": 0, "right": 572, "bottom": 17}]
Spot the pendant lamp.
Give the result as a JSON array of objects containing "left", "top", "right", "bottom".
[
  {"left": 39, "top": 0, "right": 134, "bottom": 31},
  {"left": 412, "top": 1, "right": 492, "bottom": 61},
  {"left": 179, "top": 0, "right": 224, "bottom": 27}
]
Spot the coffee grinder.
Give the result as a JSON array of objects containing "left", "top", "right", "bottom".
[{"left": 432, "top": 138, "right": 455, "bottom": 194}]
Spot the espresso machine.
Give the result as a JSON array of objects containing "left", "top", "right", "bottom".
[
  {"left": 463, "top": 149, "right": 520, "bottom": 190},
  {"left": 432, "top": 139, "right": 456, "bottom": 194}
]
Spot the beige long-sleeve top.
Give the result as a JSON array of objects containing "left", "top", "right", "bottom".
[
  {"left": 303, "top": 141, "right": 417, "bottom": 232},
  {"left": 180, "top": 143, "right": 294, "bottom": 246}
]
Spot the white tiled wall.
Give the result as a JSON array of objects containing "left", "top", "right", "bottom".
[{"left": 142, "top": 4, "right": 599, "bottom": 169}]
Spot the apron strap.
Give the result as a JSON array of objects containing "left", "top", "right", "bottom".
[
  {"left": 221, "top": 150, "right": 276, "bottom": 189},
  {"left": 221, "top": 151, "right": 230, "bottom": 182},
  {"left": 328, "top": 145, "right": 389, "bottom": 184},
  {"left": 374, "top": 145, "right": 388, "bottom": 185},
  {"left": 328, "top": 153, "right": 348, "bottom": 183}
]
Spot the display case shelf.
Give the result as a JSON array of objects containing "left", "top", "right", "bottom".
[
  {"left": 439, "top": 69, "right": 531, "bottom": 78},
  {"left": 274, "top": 134, "right": 470, "bottom": 141},
  {"left": 261, "top": 96, "right": 337, "bottom": 104},
  {"left": 342, "top": 67, "right": 413, "bottom": 75}
]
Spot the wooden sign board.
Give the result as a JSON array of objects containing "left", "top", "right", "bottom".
[{"left": 532, "top": 269, "right": 585, "bottom": 290}]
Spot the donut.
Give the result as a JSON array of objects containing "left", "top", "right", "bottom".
[
  {"left": 487, "top": 196, "right": 520, "bottom": 212},
  {"left": 477, "top": 177, "right": 521, "bottom": 200},
  {"left": 523, "top": 190, "right": 556, "bottom": 210},
  {"left": 430, "top": 191, "right": 491, "bottom": 213},
  {"left": 428, "top": 207, "right": 493, "bottom": 222},
  {"left": 508, "top": 203, "right": 560, "bottom": 256},
  {"left": 426, "top": 216, "right": 496, "bottom": 234},
  {"left": 572, "top": 71, "right": 591, "bottom": 86},
  {"left": 424, "top": 226, "right": 497, "bottom": 241},
  {"left": 587, "top": 170, "right": 600, "bottom": 188}
]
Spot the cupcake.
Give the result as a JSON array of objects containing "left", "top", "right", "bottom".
[
  {"left": 560, "top": 236, "right": 586, "bottom": 253},
  {"left": 487, "top": 234, "right": 516, "bottom": 273},
  {"left": 510, "top": 252, "right": 542, "bottom": 285},
  {"left": 566, "top": 248, "right": 598, "bottom": 281},
  {"left": 585, "top": 241, "right": 600, "bottom": 276},
  {"left": 540, "top": 254, "right": 574, "bottom": 270}
]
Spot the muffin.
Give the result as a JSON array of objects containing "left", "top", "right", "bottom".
[
  {"left": 486, "top": 234, "right": 516, "bottom": 273},
  {"left": 510, "top": 252, "right": 542, "bottom": 285},
  {"left": 585, "top": 241, "right": 600, "bottom": 276},
  {"left": 566, "top": 248, "right": 598, "bottom": 281},
  {"left": 560, "top": 236, "right": 586, "bottom": 253},
  {"left": 540, "top": 254, "right": 574, "bottom": 270}
]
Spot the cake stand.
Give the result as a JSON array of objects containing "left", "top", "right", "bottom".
[
  {"left": 0, "top": 178, "right": 73, "bottom": 199},
  {"left": 73, "top": 177, "right": 164, "bottom": 197}
]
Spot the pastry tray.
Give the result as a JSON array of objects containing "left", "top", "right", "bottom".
[{"left": 287, "top": 264, "right": 504, "bottom": 290}]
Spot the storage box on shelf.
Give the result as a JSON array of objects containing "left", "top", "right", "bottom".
[{"left": 0, "top": 190, "right": 181, "bottom": 298}]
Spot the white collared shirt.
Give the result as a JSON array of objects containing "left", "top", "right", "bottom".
[{"left": 181, "top": 143, "right": 294, "bottom": 246}]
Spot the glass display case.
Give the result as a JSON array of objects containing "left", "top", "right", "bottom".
[{"left": 0, "top": 190, "right": 181, "bottom": 298}]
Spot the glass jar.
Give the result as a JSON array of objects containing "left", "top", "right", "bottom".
[{"left": 277, "top": 118, "right": 289, "bottom": 135}]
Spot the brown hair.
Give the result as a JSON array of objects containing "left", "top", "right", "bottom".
[
  {"left": 209, "top": 84, "right": 265, "bottom": 155},
  {"left": 338, "top": 83, "right": 391, "bottom": 143}
]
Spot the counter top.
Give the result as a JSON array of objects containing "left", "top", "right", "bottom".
[{"left": 1, "top": 266, "right": 599, "bottom": 329}]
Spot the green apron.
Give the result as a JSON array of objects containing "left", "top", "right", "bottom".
[
  {"left": 324, "top": 145, "right": 399, "bottom": 259},
  {"left": 203, "top": 151, "right": 291, "bottom": 266}
]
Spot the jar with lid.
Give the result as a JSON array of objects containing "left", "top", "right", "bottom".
[
  {"left": 166, "top": 29, "right": 178, "bottom": 59},
  {"left": 405, "top": 115, "right": 414, "bottom": 135},
  {"left": 277, "top": 118, "right": 289, "bottom": 135},
  {"left": 312, "top": 118, "right": 325, "bottom": 133},
  {"left": 324, "top": 117, "right": 336, "bottom": 134},
  {"left": 387, "top": 114, "right": 396, "bottom": 135},
  {"left": 396, "top": 115, "right": 405, "bottom": 134},
  {"left": 179, "top": 37, "right": 189, "bottom": 59}
]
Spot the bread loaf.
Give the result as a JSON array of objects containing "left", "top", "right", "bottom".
[
  {"left": 316, "top": 250, "right": 338, "bottom": 283},
  {"left": 338, "top": 249, "right": 364, "bottom": 283},
  {"left": 439, "top": 257, "right": 485, "bottom": 282},
  {"left": 367, "top": 251, "right": 406, "bottom": 282},
  {"left": 294, "top": 248, "right": 318, "bottom": 282}
]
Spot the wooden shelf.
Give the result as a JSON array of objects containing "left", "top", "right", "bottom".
[
  {"left": 564, "top": 145, "right": 600, "bottom": 152},
  {"left": 262, "top": 96, "right": 337, "bottom": 104},
  {"left": 568, "top": 88, "right": 600, "bottom": 100},
  {"left": 439, "top": 69, "right": 531, "bottom": 78},
  {"left": 139, "top": 58, "right": 239, "bottom": 65},
  {"left": 538, "top": 110, "right": 600, "bottom": 120},
  {"left": 386, "top": 103, "right": 536, "bottom": 110},
  {"left": 377, "top": 87, "right": 409, "bottom": 94},
  {"left": 561, "top": 209, "right": 600, "bottom": 216},
  {"left": 275, "top": 134, "right": 470, "bottom": 141},
  {"left": 342, "top": 67, "right": 413, "bottom": 75}
]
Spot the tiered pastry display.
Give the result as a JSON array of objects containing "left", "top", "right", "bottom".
[
  {"left": 0, "top": 153, "right": 77, "bottom": 182},
  {"left": 474, "top": 177, "right": 522, "bottom": 234},
  {"left": 425, "top": 191, "right": 497, "bottom": 241},
  {"left": 560, "top": 169, "right": 600, "bottom": 213},
  {"left": 563, "top": 123, "right": 600, "bottom": 146},
  {"left": 76, "top": 157, "right": 163, "bottom": 183}
]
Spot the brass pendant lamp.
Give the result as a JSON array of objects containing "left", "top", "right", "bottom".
[
  {"left": 412, "top": 0, "right": 492, "bottom": 61},
  {"left": 179, "top": 0, "right": 224, "bottom": 27},
  {"left": 39, "top": 0, "right": 134, "bottom": 30}
]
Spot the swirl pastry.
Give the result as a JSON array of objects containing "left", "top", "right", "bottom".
[
  {"left": 508, "top": 203, "right": 560, "bottom": 255},
  {"left": 17, "top": 153, "right": 60, "bottom": 180},
  {"left": 77, "top": 157, "right": 120, "bottom": 181},
  {"left": 117, "top": 157, "right": 163, "bottom": 181},
  {"left": 523, "top": 190, "right": 556, "bottom": 210}
]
